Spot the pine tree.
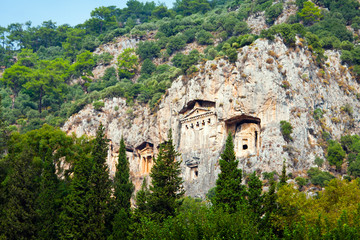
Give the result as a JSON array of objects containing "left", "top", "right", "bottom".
[
  {"left": 247, "top": 171, "right": 263, "bottom": 221},
  {"left": 36, "top": 153, "right": 60, "bottom": 240},
  {"left": 212, "top": 133, "right": 245, "bottom": 212},
  {"left": 87, "top": 123, "right": 112, "bottom": 239},
  {"left": 110, "top": 137, "right": 134, "bottom": 239},
  {"left": 2, "top": 142, "right": 41, "bottom": 239},
  {"left": 134, "top": 177, "right": 150, "bottom": 220},
  {"left": 129, "top": 178, "right": 150, "bottom": 240},
  {"left": 59, "top": 142, "right": 93, "bottom": 240},
  {"left": 33, "top": 126, "right": 71, "bottom": 239},
  {"left": 262, "top": 178, "right": 278, "bottom": 232},
  {"left": 148, "top": 130, "right": 184, "bottom": 221}
]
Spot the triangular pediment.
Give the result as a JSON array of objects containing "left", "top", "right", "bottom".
[{"left": 184, "top": 107, "right": 211, "bottom": 119}]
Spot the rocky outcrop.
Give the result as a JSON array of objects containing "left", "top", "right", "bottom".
[
  {"left": 62, "top": 37, "right": 360, "bottom": 198},
  {"left": 92, "top": 37, "right": 139, "bottom": 79}
]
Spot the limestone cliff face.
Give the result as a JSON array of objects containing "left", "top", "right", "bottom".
[{"left": 62, "top": 37, "right": 360, "bottom": 198}]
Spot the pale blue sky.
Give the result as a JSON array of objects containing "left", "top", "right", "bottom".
[{"left": 0, "top": 0, "right": 176, "bottom": 28}]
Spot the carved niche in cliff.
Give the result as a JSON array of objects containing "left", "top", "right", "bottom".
[
  {"left": 136, "top": 142, "right": 154, "bottom": 175},
  {"left": 185, "top": 157, "right": 200, "bottom": 181},
  {"left": 179, "top": 100, "right": 217, "bottom": 151},
  {"left": 225, "top": 115, "right": 261, "bottom": 158}
]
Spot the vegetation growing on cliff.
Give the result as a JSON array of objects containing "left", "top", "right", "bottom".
[
  {"left": 0, "top": 0, "right": 359, "bottom": 132},
  {"left": 1, "top": 0, "right": 360, "bottom": 238}
]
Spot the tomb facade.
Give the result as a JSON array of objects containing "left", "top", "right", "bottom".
[
  {"left": 136, "top": 142, "right": 154, "bottom": 174},
  {"left": 225, "top": 115, "right": 261, "bottom": 158},
  {"left": 179, "top": 100, "right": 217, "bottom": 152}
]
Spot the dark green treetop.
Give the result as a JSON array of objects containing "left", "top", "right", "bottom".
[
  {"left": 148, "top": 129, "right": 184, "bottom": 221},
  {"left": 212, "top": 132, "right": 246, "bottom": 212},
  {"left": 110, "top": 136, "right": 134, "bottom": 239}
]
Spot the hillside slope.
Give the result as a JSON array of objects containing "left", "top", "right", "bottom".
[{"left": 63, "top": 36, "right": 360, "bottom": 197}]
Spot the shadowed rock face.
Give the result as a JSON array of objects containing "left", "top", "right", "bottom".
[{"left": 63, "top": 37, "right": 360, "bottom": 198}]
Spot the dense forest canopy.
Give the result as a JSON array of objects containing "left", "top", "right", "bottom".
[{"left": 1, "top": 0, "right": 360, "bottom": 238}]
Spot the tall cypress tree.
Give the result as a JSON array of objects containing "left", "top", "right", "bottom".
[
  {"left": 110, "top": 136, "right": 134, "bottom": 239},
  {"left": 212, "top": 133, "right": 245, "bottom": 212},
  {"left": 59, "top": 140, "right": 94, "bottom": 240},
  {"left": 1, "top": 139, "right": 41, "bottom": 239},
  {"left": 31, "top": 126, "right": 72, "bottom": 239},
  {"left": 262, "top": 178, "right": 278, "bottom": 232},
  {"left": 247, "top": 171, "right": 263, "bottom": 221},
  {"left": 129, "top": 178, "right": 150, "bottom": 240},
  {"left": 134, "top": 177, "right": 150, "bottom": 219},
  {"left": 36, "top": 150, "right": 60, "bottom": 240},
  {"left": 87, "top": 123, "right": 112, "bottom": 239},
  {"left": 148, "top": 130, "right": 184, "bottom": 221}
]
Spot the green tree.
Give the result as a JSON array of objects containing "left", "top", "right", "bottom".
[
  {"left": 1, "top": 64, "right": 31, "bottom": 108},
  {"left": 348, "top": 159, "right": 360, "bottom": 178},
  {"left": 280, "top": 120, "right": 293, "bottom": 142},
  {"left": 298, "top": 1, "right": 323, "bottom": 25},
  {"left": 110, "top": 137, "right": 134, "bottom": 239},
  {"left": 1, "top": 136, "right": 41, "bottom": 239},
  {"left": 148, "top": 130, "right": 184, "bottom": 221},
  {"left": 24, "top": 58, "right": 68, "bottom": 113},
  {"left": 18, "top": 126, "right": 72, "bottom": 239},
  {"left": 136, "top": 41, "right": 161, "bottom": 60},
  {"left": 62, "top": 28, "right": 86, "bottom": 61},
  {"left": 140, "top": 58, "right": 156, "bottom": 75},
  {"left": 133, "top": 177, "right": 150, "bottom": 222},
  {"left": 59, "top": 137, "right": 94, "bottom": 240},
  {"left": 265, "top": 3, "right": 283, "bottom": 25},
  {"left": 327, "top": 140, "right": 345, "bottom": 171},
  {"left": 91, "top": 6, "right": 113, "bottom": 33},
  {"left": 166, "top": 34, "right": 186, "bottom": 54},
  {"left": 262, "top": 178, "right": 277, "bottom": 232},
  {"left": 295, "top": 176, "right": 307, "bottom": 190},
  {"left": 307, "top": 167, "right": 334, "bottom": 187},
  {"left": 87, "top": 123, "right": 112, "bottom": 239},
  {"left": 69, "top": 51, "right": 95, "bottom": 93},
  {"left": 212, "top": 133, "right": 245, "bottom": 212},
  {"left": 195, "top": 30, "right": 214, "bottom": 45},
  {"left": 118, "top": 48, "right": 139, "bottom": 79},
  {"left": 174, "top": 0, "right": 211, "bottom": 15},
  {"left": 151, "top": 6, "right": 174, "bottom": 19},
  {"left": 247, "top": 171, "right": 263, "bottom": 221}
]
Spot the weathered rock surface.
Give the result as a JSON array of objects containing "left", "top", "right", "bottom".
[
  {"left": 92, "top": 37, "right": 139, "bottom": 79},
  {"left": 62, "top": 37, "right": 360, "bottom": 198}
]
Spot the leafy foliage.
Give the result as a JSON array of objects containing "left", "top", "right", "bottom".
[
  {"left": 265, "top": 3, "right": 283, "bottom": 25},
  {"left": 307, "top": 167, "right": 335, "bottom": 187},
  {"left": 280, "top": 120, "right": 293, "bottom": 142},
  {"left": 117, "top": 48, "right": 139, "bottom": 79},
  {"left": 327, "top": 140, "right": 346, "bottom": 171},
  {"left": 298, "top": 1, "right": 323, "bottom": 25},
  {"left": 136, "top": 41, "right": 161, "bottom": 60}
]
